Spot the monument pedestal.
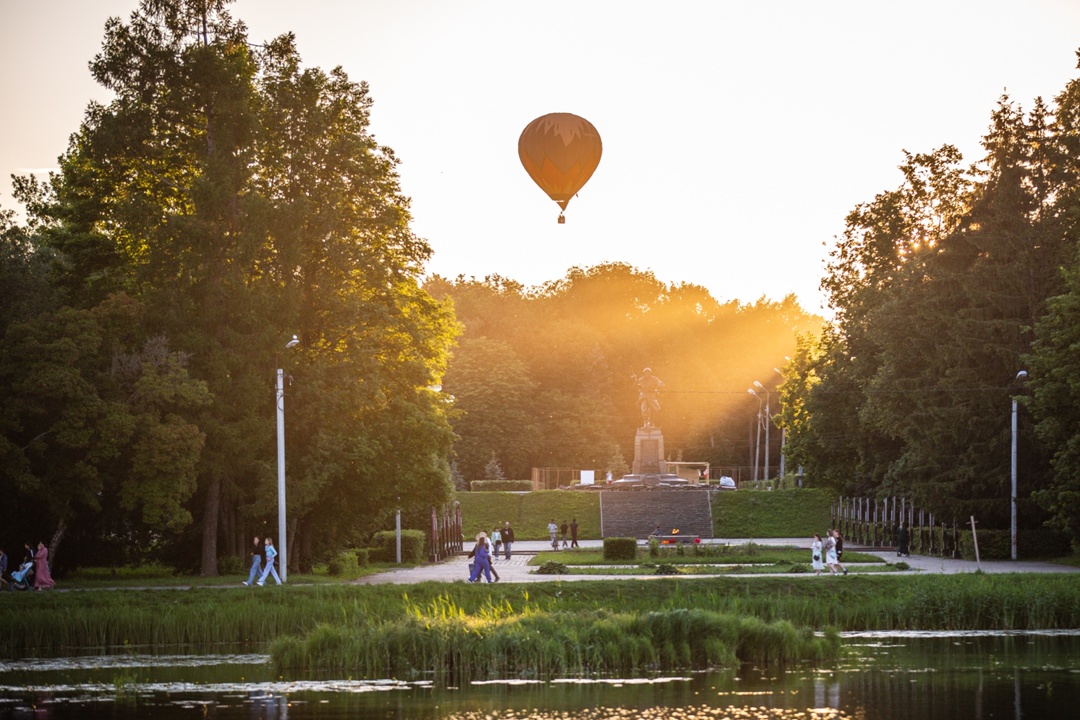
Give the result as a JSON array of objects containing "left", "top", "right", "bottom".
[{"left": 632, "top": 426, "right": 667, "bottom": 475}]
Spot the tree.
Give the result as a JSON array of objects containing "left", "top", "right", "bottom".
[{"left": 10, "top": 0, "right": 459, "bottom": 573}]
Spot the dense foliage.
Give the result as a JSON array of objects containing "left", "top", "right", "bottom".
[
  {"left": 0, "top": 0, "right": 457, "bottom": 574},
  {"left": 428, "top": 267, "right": 821, "bottom": 483},
  {"left": 781, "top": 55, "right": 1080, "bottom": 547}
]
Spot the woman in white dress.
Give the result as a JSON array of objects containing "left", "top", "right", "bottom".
[{"left": 811, "top": 534, "right": 825, "bottom": 575}]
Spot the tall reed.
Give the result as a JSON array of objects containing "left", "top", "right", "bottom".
[
  {"left": 2, "top": 575, "right": 1077, "bottom": 657},
  {"left": 269, "top": 604, "right": 840, "bottom": 680}
]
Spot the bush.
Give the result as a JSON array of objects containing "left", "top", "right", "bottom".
[
  {"left": 469, "top": 480, "right": 532, "bottom": 492},
  {"left": 327, "top": 550, "right": 360, "bottom": 577},
  {"left": 354, "top": 548, "right": 370, "bottom": 567},
  {"left": 218, "top": 555, "right": 243, "bottom": 575},
  {"left": 603, "top": 537, "right": 638, "bottom": 561},
  {"left": 369, "top": 530, "right": 426, "bottom": 563},
  {"left": 648, "top": 537, "right": 660, "bottom": 557},
  {"left": 536, "top": 561, "right": 569, "bottom": 575},
  {"left": 653, "top": 562, "right": 680, "bottom": 575},
  {"left": 958, "top": 528, "right": 1070, "bottom": 561}
]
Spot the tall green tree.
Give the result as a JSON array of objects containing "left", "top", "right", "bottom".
[{"left": 10, "top": 0, "right": 458, "bottom": 573}]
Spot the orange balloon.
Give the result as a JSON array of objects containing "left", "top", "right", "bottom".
[{"left": 518, "top": 113, "right": 602, "bottom": 221}]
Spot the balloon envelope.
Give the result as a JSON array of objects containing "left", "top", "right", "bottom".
[{"left": 518, "top": 113, "right": 602, "bottom": 214}]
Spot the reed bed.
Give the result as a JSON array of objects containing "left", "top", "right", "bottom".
[
  {"left": 1, "top": 574, "right": 1077, "bottom": 657},
  {"left": 269, "top": 599, "right": 840, "bottom": 679}
]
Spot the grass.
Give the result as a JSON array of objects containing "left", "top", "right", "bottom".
[
  {"left": 533, "top": 545, "right": 886, "bottom": 566},
  {"left": 558, "top": 563, "right": 905, "bottom": 576},
  {"left": 269, "top": 602, "right": 841, "bottom": 679},
  {"left": 56, "top": 563, "right": 404, "bottom": 590},
  {"left": 457, "top": 490, "right": 602, "bottom": 541},
  {"left": 713, "top": 488, "right": 834, "bottom": 537},
  {"left": 2, "top": 574, "right": 1078, "bottom": 660}
]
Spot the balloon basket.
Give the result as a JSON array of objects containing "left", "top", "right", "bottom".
[{"left": 557, "top": 213, "right": 565, "bottom": 224}]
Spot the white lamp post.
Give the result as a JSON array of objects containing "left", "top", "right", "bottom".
[
  {"left": 754, "top": 381, "right": 771, "bottom": 480},
  {"left": 774, "top": 367, "right": 786, "bottom": 478},
  {"left": 1011, "top": 369, "right": 1028, "bottom": 561},
  {"left": 276, "top": 334, "right": 300, "bottom": 582},
  {"left": 748, "top": 388, "right": 762, "bottom": 482}
]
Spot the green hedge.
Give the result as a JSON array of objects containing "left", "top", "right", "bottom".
[
  {"left": 369, "top": 530, "right": 426, "bottom": 563},
  {"left": 456, "top": 490, "right": 601, "bottom": 540},
  {"left": 327, "top": 550, "right": 359, "bottom": 577},
  {"left": 603, "top": 537, "right": 638, "bottom": 561},
  {"left": 958, "top": 528, "right": 1070, "bottom": 561},
  {"left": 713, "top": 489, "right": 833, "bottom": 537}
]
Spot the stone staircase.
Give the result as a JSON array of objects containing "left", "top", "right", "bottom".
[{"left": 600, "top": 489, "right": 714, "bottom": 539}]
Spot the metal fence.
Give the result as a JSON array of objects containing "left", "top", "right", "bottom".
[{"left": 832, "top": 496, "right": 961, "bottom": 558}]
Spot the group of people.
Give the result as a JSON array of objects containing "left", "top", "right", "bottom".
[
  {"left": 1, "top": 542, "right": 56, "bottom": 591},
  {"left": 810, "top": 529, "right": 849, "bottom": 576},
  {"left": 467, "top": 521, "right": 513, "bottom": 583},
  {"left": 547, "top": 518, "right": 579, "bottom": 549},
  {"left": 242, "top": 536, "right": 282, "bottom": 586}
]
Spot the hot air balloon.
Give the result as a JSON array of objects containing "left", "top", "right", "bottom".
[{"left": 518, "top": 112, "right": 602, "bottom": 223}]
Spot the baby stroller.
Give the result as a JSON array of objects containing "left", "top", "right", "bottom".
[{"left": 10, "top": 560, "right": 34, "bottom": 591}]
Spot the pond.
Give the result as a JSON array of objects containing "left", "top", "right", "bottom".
[{"left": 1, "top": 632, "right": 1077, "bottom": 719}]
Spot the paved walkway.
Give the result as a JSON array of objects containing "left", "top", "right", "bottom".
[{"left": 354, "top": 539, "right": 1079, "bottom": 585}]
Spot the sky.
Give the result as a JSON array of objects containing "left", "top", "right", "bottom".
[{"left": 4, "top": 1, "right": 1080, "bottom": 315}]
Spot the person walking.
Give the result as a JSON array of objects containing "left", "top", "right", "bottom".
[
  {"left": 502, "top": 522, "right": 514, "bottom": 560},
  {"left": 257, "top": 537, "right": 283, "bottom": 585},
  {"left": 822, "top": 531, "right": 839, "bottom": 576},
  {"left": 468, "top": 532, "right": 494, "bottom": 583},
  {"left": 491, "top": 527, "right": 502, "bottom": 559},
  {"left": 33, "top": 541, "right": 56, "bottom": 590},
  {"left": 897, "top": 523, "right": 910, "bottom": 557},
  {"left": 243, "top": 536, "right": 263, "bottom": 586},
  {"left": 570, "top": 518, "right": 579, "bottom": 548},
  {"left": 811, "top": 534, "right": 825, "bottom": 576},
  {"left": 833, "top": 529, "right": 849, "bottom": 575},
  {"left": 548, "top": 519, "right": 559, "bottom": 550}
]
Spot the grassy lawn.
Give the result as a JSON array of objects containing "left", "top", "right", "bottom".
[
  {"left": 548, "top": 562, "right": 908, "bottom": 576},
  {"left": 531, "top": 545, "right": 887, "bottom": 566},
  {"left": 56, "top": 563, "right": 407, "bottom": 590}
]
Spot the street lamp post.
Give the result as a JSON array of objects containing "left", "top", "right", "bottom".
[
  {"left": 1011, "top": 369, "right": 1028, "bottom": 561},
  {"left": 774, "top": 367, "right": 786, "bottom": 478},
  {"left": 754, "top": 381, "right": 770, "bottom": 480},
  {"left": 276, "top": 334, "right": 300, "bottom": 582},
  {"left": 748, "top": 388, "right": 762, "bottom": 482}
]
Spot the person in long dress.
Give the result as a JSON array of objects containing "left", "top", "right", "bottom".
[
  {"left": 811, "top": 534, "right": 825, "bottom": 576},
  {"left": 33, "top": 541, "right": 55, "bottom": 590}
]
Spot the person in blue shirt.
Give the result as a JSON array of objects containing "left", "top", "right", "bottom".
[{"left": 257, "top": 537, "right": 282, "bottom": 585}]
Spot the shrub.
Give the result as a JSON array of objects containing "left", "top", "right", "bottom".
[
  {"left": 536, "top": 561, "right": 569, "bottom": 575},
  {"left": 653, "top": 563, "right": 680, "bottom": 575},
  {"left": 370, "top": 530, "right": 426, "bottom": 563},
  {"left": 648, "top": 537, "right": 660, "bottom": 557},
  {"left": 353, "top": 548, "right": 370, "bottom": 567},
  {"left": 603, "top": 537, "right": 638, "bottom": 561},
  {"left": 218, "top": 555, "right": 243, "bottom": 575},
  {"left": 327, "top": 551, "right": 360, "bottom": 577}
]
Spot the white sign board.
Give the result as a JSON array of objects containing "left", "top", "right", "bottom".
[{"left": 580, "top": 470, "right": 595, "bottom": 485}]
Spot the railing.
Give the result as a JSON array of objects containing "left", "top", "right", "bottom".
[
  {"left": 832, "top": 496, "right": 960, "bottom": 558},
  {"left": 430, "top": 501, "right": 463, "bottom": 562}
]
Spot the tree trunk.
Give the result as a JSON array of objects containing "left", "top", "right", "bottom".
[
  {"left": 47, "top": 517, "right": 68, "bottom": 567},
  {"left": 200, "top": 473, "right": 221, "bottom": 576}
]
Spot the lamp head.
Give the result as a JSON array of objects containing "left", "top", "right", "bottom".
[
  {"left": 285, "top": 335, "right": 300, "bottom": 349},
  {"left": 753, "top": 381, "right": 765, "bottom": 390},
  {"left": 1016, "top": 370, "right": 1028, "bottom": 381}
]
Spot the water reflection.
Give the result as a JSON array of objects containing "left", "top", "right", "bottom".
[{"left": 0, "top": 632, "right": 1076, "bottom": 719}]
